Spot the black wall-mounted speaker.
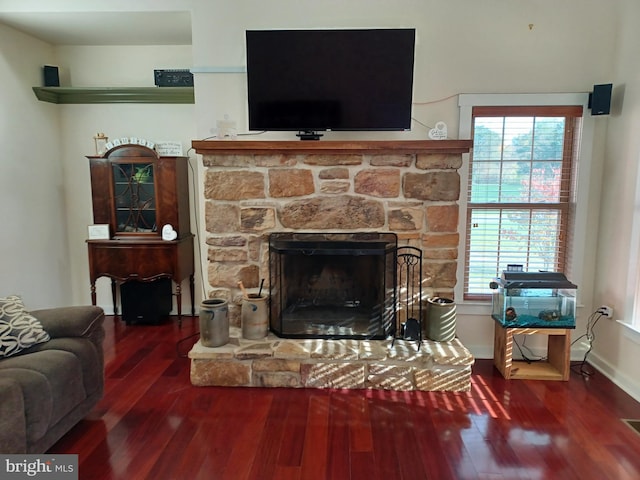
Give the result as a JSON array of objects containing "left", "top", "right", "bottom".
[
  {"left": 43, "top": 65, "right": 60, "bottom": 87},
  {"left": 589, "top": 83, "right": 613, "bottom": 116}
]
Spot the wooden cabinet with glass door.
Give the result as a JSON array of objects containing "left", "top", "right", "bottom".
[{"left": 86, "top": 144, "right": 194, "bottom": 321}]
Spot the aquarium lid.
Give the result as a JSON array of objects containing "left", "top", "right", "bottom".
[{"left": 497, "top": 271, "right": 577, "bottom": 289}]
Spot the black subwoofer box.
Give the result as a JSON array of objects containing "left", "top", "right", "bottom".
[{"left": 120, "top": 279, "right": 172, "bottom": 325}]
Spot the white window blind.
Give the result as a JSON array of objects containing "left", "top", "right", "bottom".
[{"left": 464, "top": 106, "right": 582, "bottom": 299}]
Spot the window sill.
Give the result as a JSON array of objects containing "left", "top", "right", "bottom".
[{"left": 617, "top": 320, "right": 640, "bottom": 345}]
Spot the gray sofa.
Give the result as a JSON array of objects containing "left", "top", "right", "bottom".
[{"left": 0, "top": 305, "right": 105, "bottom": 454}]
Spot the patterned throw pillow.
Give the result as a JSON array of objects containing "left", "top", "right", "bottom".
[{"left": 0, "top": 295, "right": 50, "bottom": 358}]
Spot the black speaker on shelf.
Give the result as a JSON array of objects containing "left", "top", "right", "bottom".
[
  {"left": 43, "top": 65, "right": 60, "bottom": 87},
  {"left": 120, "top": 279, "right": 173, "bottom": 325},
  {"left": 589, "top": 83, "right": 613, "bottom": 116}
]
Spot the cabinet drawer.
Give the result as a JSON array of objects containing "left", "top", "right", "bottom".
[{"left": 88, "top": 242, "right": 177, "bottom": 280}]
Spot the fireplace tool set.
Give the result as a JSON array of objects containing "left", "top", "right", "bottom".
[{"left": 394, "top": 246, "right": 423, "bottom": 351}]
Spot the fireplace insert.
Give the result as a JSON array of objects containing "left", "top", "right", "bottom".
[{"left": 269, "top": 232, "right": 397, "bottom": 340}]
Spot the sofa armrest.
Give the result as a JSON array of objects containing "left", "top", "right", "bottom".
[
  {"left": 30, "top": 306, "right": 105, "bottom": 339},
  {"left": 0, "top": 377, "right": 27, "bottom": 454}
]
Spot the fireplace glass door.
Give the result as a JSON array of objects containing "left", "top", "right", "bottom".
[{"left": 269, "top": 233, "right": 397, "bottom": 340}]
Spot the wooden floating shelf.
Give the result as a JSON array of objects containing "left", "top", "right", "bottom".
[{"left": 32, "top": 86, "right": 194, "bottom": 104}]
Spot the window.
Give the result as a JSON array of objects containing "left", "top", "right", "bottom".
[
  {"left": 622, "top": 150, "right": 640, "bottom": 339},
  {"left": 464, "top": 105, "right": 582, "bottom": 299}
]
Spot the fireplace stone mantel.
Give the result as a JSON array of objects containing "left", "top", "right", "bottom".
[{"left": 192, "top": 139, "right": 472, "bottom": 156}]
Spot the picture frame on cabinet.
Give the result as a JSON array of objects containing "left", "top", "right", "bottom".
[
  {"left": 155, "top": 141, "right": 183, "bottom": 156},
  {"left": 88, "top": 224, "right": 110, "bottom": 240}
]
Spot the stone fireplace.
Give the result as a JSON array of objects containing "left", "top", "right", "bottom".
[
  {"left": 192, "top": 139, "right": 473, "bottom": 325},
  {"left": 189, "top": 140, "right": 475, "bottom": 391}
]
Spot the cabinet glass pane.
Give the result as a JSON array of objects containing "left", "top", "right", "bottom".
[{"left": 112, "top": 163, "right": 156, "bottom": 233}]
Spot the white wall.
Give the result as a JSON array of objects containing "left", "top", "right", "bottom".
[
  {"left": 0, "top": 0, "right": 200, "bottom": 312},
  {"left": 589, "top": 0, "right": 640, "bottom": 400},
  {"left": 5, "top": 0, "right": 640, "bottom": 399},
  {"left": 189, "top": 0, "right": 617, "bottom": 359},
  {"left": 191, "top": 0, "right": 617, "bottom": 140},
  {"left": 53, "top": 45, "right": 199, "bottom": 313},
  {"left": 0, "top": 23, "right": 71, "bottom": 308}
]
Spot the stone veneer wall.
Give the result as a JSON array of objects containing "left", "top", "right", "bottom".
[{"left": 196, "top": 141, "right": 468, "bottom": 326}]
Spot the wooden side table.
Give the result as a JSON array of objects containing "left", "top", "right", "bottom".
[{"left": 493, "top": 319, "right": 572, "bottom": 381}]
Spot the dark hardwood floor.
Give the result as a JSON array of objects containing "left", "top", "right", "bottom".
[{"left": 49, "top": 316, "right": 640, "bottom": 479}]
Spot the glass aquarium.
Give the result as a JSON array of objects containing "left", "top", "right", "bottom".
[{"left": 491, "top": 271, "right": 577, "bottom": 328}]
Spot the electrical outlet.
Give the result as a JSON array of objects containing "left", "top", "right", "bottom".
[{"left": 599, "top": 305, "right": 613, "bottom": 318}]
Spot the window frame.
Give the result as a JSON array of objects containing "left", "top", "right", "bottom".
[
  {"left": 621, "top": 150, "right": 640, "bottom": 341},
  {"left": 464, "top": 105, "right": 581, "bottom": 300},
  {"left": 456, "top": 93, "right": 595, "bottom": 312}
]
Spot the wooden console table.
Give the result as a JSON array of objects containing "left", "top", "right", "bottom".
[
  {"left": 87, "top": 236, "right": 195, "bottom": 320},
  {"left": 493, "top": 319, "right": 572, "bottom": 381}
]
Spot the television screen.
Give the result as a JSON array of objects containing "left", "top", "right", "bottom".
[{"left": 245, "top": 29, "right": 416, "bottom": 135}]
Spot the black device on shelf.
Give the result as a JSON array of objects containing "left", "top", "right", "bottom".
[
  {"left": 154, "top": 69, "right": 193, "bottom": 87},
  {"left": 245, "top": 28, "right": 416, "bottom": 139}
]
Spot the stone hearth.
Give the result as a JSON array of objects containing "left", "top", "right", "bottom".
[{"left": 189, "top": 327, "right": 474, "bottom": 391}]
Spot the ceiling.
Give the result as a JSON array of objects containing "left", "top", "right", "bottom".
[{"left": 0, "top": 11, "right": 192, "bottom": 45}]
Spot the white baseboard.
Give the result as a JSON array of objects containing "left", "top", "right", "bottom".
[{"left": 585, "top": 351, "right": 640, "bottom": 404}]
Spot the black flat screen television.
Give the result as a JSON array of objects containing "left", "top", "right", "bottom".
[{"left": 245, "top": 28, "right": 416, "bottom": 139}]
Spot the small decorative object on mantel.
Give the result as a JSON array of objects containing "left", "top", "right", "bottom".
[
  {"left": 428, "top": 121, "right": 448, "bottom": 140},
  {"left": 93, "top": 133, "right": 108, "bottom": 155},
  {"left": 103, "top": 137, "right": 155, "bottom": 152},
  {"left": 216, "top": 114, "right": 237, "bottom": 140}
]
